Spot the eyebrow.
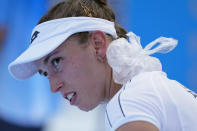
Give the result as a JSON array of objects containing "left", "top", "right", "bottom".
[{"left": 44, "top": 51, "right": 59, "bottom": 65}]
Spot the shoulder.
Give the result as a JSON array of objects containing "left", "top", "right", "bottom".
[
  {"left": 129, "top": 70, "right": 167, "bottom": 86},
  {"left": 122, "top": 71, "right": 167, "bottom": 96},
  {"left": 105, "top": 71, "right": 167, "bottom": 131}
]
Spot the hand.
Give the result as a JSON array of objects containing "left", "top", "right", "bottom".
[{"left": 0, "top": 25, "right": 7, "bottom": 49}]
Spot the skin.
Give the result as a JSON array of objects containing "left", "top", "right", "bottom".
[
  {"left": 35, "top": 31, "right": 159, "bottom": 131},
  {"left": 0, "top": 25, "right": 7, "bottom": 50},
  {"left": 35, "top": 31, "right": 120, "bottom": 111},
  {"left": 117, "top": 121, "right": 159, "bottom": 131}
]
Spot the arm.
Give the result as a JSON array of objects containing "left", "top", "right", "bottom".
[{"left": 116, "top": 121, "right": 159, "bottom": 131}]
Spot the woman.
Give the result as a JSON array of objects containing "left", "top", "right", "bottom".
[{"left": 8, "top": 0, "right": 197, "bottom": 131}]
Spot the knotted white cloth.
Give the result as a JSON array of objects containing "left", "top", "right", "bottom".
[{"left": 106, "top": 32, "right": 178, "bottom": 84}]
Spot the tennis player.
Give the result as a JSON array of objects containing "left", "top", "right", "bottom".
[{"left": 8, "top": 0, "right": 197, "bottom": 131}]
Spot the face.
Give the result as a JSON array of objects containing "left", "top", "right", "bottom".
[{"left": 35, "top": 33, "right": 111, "bottom": 111}]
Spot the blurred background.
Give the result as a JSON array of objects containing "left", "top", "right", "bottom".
[
  {"left": 0, "top": 0, "right": 196, "bottom": 131},
  {"left": 110, "top": 0, "right": 197, "bottom": 93}
]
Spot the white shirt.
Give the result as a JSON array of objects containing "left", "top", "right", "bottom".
[{"left": 105, "top": 71, "right": 197, "bottom": 131}]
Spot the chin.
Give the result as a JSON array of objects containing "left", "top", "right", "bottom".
[{"left": 78, "top": 104, "right": 97, "bottom": 112}]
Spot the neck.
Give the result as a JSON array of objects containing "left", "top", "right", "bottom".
[{"left": 104, "top": 68, "right": 122, "bottom": 102}]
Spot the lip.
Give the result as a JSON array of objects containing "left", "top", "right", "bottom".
[{"left": 63, "top": 91, "right": 77, "bottom": 105}]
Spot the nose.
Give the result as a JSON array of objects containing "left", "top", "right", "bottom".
[{"left": 49, "top": 76, "right": 64, "bottom": 93}]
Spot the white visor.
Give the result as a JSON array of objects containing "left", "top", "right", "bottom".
[{"left": 8, "top": 17, "right": 118, "bottom": 80}]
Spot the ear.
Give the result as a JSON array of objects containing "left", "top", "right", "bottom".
[{"left": 90, "top": 30, "right": 107, "bottom": 58}]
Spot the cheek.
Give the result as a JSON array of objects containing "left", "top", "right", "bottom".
[
  {"left": 63, "top": 58, "right": 105, "bottom": 108},
  {"left": 61, "top": 58, "right": 85, "bottom": 85},
  {"left": 63, "top": 53, "right": 103, "bottom": 87},
  {"left": 63, "top": 58, "right": 95, "bottom": 89}
]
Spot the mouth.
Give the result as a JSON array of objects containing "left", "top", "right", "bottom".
[{"left": 64, "top": 92, "right": 77, "bottom": 105}]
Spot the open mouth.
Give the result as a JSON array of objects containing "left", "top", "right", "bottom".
[{"left": 64, "top": 92, "right": 77, "bottom": 105}]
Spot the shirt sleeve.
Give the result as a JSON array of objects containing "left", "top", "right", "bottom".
[{"left": 106, "top": 71, "right": 165, "bottom": 131}]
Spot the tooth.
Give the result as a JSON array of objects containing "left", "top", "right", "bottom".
[{"left": 67, "top": 93, "right": 75, "bottom": 101}]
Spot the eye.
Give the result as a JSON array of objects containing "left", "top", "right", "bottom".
[
  {"left": 38, "top": 69, "right": 48, "bottom": 77},
  {"left": 38, "top": 69, "right": 42, "bottom": 75},
  {"left": 51, "top": 57, "right": 62, "bottom": 67},
  {"left": 43, "top": 72, "right": 48, "bottom": 77}
]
